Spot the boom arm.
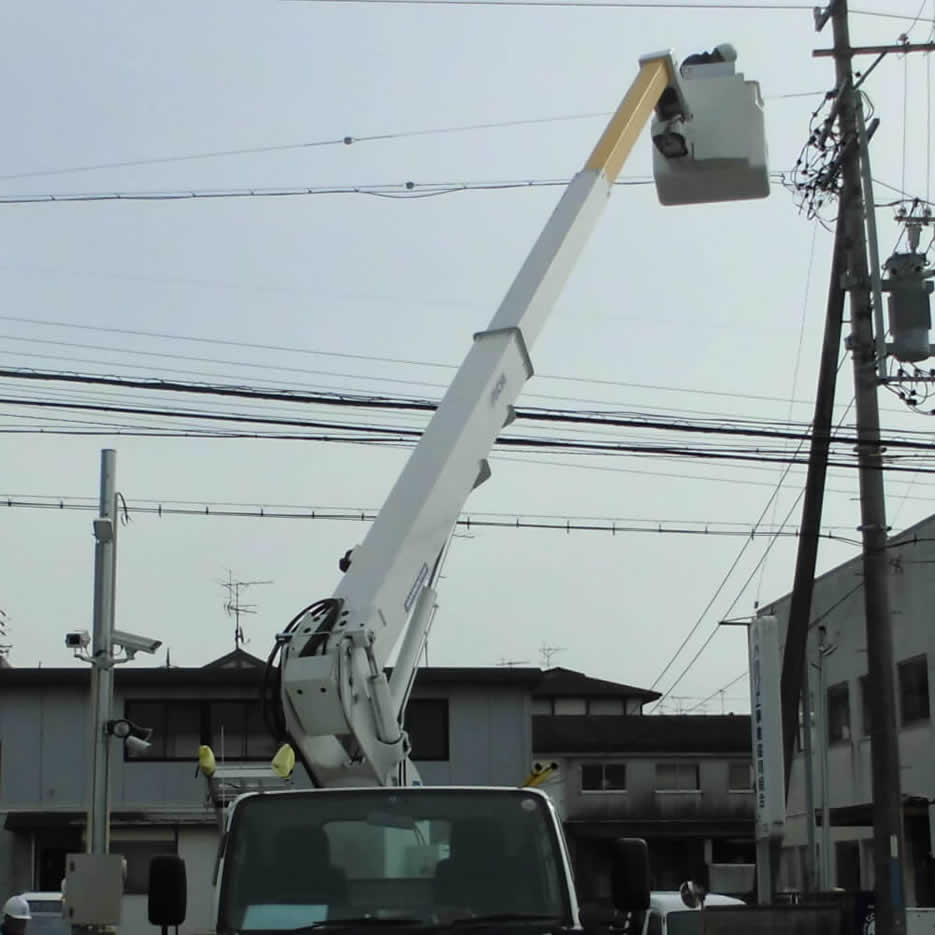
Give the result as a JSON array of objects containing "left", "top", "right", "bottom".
[{"left": 277, "top": 50, "right": 766, "bottom": 787}]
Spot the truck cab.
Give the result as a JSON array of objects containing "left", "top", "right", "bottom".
[{"left": 149, "top": 786, "right": 651, "bottom": 933}]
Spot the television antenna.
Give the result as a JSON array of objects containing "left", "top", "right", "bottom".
[
  {"left": 220, "top": 571, "right": 272, "bottom": 650},
  {"left": 539, "top": 644, "right": 565, "bottom": 668}
]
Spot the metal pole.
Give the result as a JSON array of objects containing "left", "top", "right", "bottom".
[
  {"left": 830, "top": 4, "right": 907, "bottom": 932},
  {"left": 817, "top": 643, "right": 832, "bottom": 889},
  {"left": 756, "top": 838, "right": 772, "bottom": 905},
  {"left": 855, "top": 101, "right": 888, "bottom": 379},
  {"left": 801, "top": 676, "right": 817, "bottom": 893},
  {"left": 87, "top": 449, "right": 116, "bottom": 855}
]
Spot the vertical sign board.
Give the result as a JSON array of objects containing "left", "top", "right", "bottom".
[{"left": 749, "top": 614, "right": 786, "bottom": 838}]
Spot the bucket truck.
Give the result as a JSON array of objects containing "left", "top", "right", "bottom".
[{"left": 149, "top": 46, "right": 769, "bottom": 935}]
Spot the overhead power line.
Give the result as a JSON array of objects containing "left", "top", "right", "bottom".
[
  {"left": 3, "top": 367, "right": 935, "bottom": 452},
  {"left": 0, "top": 174, "right": 787, "bottom": 205},
  {"left": 684, "top": 670, "right": 750, "bottom": 715},
  {"left": 0, "top": 94, "right": 822, "bottom": 183},
  {"left": 282, "top": 0, "right": 915, "bottom": 19},
  {"left": 3, "top": 400, "right": 935, "bottom": 474},
  {"left": 0, "top": 113, "right": 614, "bottom": 182},
  {"left": 0, "top": 321, "right": 839, "bottom": 409},
  {"left": 0, "top": 495, "right": 862, "bottom": 543}
]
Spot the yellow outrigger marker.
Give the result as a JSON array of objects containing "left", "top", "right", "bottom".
[
  {"left": 521, "top": 761, "right": 559, "bottom": 788},
  {"left": 198, "top": 744, "right": 217, "bottom": 778},
  {"left": 272, "top": 743, "right": 296, "bottom": 779}
]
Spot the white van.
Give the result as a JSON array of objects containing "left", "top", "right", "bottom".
[{"left": 642, "top": 889, "right": 746, "bottom": 935}]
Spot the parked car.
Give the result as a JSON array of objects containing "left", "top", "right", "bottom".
[{"left": 22, "top": 892, "right": 68, "bottom": 935}]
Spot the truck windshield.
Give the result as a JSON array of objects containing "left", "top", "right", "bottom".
[{"left": 217, "top": 788, "right": 570, "bottom": 932}]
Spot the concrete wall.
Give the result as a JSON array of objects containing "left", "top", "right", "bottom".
[{"left": 559, "top": 755, "right": 755, "bottom": 823}]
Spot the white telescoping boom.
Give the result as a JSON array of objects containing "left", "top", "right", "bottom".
[{"left": 274, "top": 47, "right": 769, "bottom": 790}]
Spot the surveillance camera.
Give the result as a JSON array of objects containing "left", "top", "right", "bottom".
[
  {"left": 112, "top": 629, "right": 162, "bottom": 655},
  {"left": 65, "top": 630, "right": 91, "bottom": 650},
  {"left": 124, "top": 735, "right": 152, "bottom": 755}
]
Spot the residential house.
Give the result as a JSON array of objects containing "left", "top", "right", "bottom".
[
  {"left": 532, "top": 712, "right": 756, "bottom": 897},
  {"left": 0, "top": 652, "right": 660, "bottom": 934}
]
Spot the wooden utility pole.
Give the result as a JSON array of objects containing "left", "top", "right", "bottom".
[
  {"left": 779, "top": 210, "right": 846, "bottom": 802},
  {"left": 824, "top": 3, "right": 907, "bottom": 932}
]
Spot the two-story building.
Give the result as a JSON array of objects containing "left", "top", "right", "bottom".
[
  {"left": 762, "top": 512, "right": 935, "bottom": 905},
  {"left": 531, "top": 713, "right": 756, "bottom": 897},
  {"left": 1, "top": 649, "right": 757, "bottom": 931},
  {"left": 0, "top": 651, "right": 666, "bottom": 933}
]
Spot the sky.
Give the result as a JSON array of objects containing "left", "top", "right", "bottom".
[{"left": 0, "top": 1, "right": 933, "bottom": 714}]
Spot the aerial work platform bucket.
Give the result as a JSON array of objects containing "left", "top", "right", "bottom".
[{"left": 649, "top": 45, "right": 770, "bottom": 206}]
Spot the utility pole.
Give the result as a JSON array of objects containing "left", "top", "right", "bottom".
[
  {"left": 779, "top": 210, "right": 846, "bottom": 797},
  {"left": 821, "top": 2, "right": 906, "bottom": 930},
  {"left": 87, "top": 449, "right": 117, "bottom": 855},
  {"left": 801, "top": 678, "right": 818, "bottom": 893}
]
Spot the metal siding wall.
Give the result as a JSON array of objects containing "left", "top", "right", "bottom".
[
  {"left": 0, "top": 687, "right": 88, "bottom": 807},
  {"left": 0, "top": 826, "right": 15, "bottom": 901},
  {"left": 0, "top": 692, "right": 43, "bottom": 805},
  {"left": 178, "top": 828, "right": 221, "bottom": 935},
  {"left": 39, "top": 687, "right": 90, "bottom": 807},
  {"left": 447, "top": 687, "right": 529, "bottom": 786}
]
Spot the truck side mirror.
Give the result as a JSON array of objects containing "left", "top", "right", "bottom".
[
  {"left": 148, "top": 855, "right": 187, "bottom": 931},
  {"left": 611, "top": 838, "right": 650, "bottom": 912}
]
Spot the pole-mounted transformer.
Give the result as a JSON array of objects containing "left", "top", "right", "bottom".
[{"left": 883, "top": 218, "right": 935, "bottom": 364}]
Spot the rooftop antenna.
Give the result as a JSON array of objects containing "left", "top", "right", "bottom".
[
  {"left": 497, "top": 658, "right": 530, "bottom": 668},
  {"left": 0, "top": 609, "right": 10, "bottom": 660},
  {"left": 539, "top": 644, "right": 565, "bottom": 668},
  {"left": 220, "top": 571, "right": 273, "bottom": 651}
]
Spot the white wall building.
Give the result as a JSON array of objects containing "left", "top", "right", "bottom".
[{"left": 761, "top": 513, "right": 935, "bottom": 903}]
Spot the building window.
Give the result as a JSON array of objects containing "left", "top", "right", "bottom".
[
  {"left": 860, "top": 675, "right": 871, "bottom": 736},
  {"left": 123, "top": 701, "right": 188, "bottom": 761},
  {"left": 655, "top": 762, "right": 700, "bottom": 791},
  {"left": 210, "top": 701, "right": 277, "bottom": 760},
  {"left": 404, "top": 699, "right": 449, "bottom": 761},
  {"left": 899, "top": 655, "right": 930, "bottom": 726},
  {"left": 124, "top": 699, "right": 276, "bottom": 762},
  {"left": 553, "top": 698, "right": 587, "bottom": 715},
  {"left": 727, "top": 760, "right": 753, "bottom": 791},
  {"left": 581, "top": 763, "right": 627, "bottom": 792},
  {"left": 588, "top": 699, "right": 624, "bottom": 716},
  {"left": 112, "top": 840, "right": 176, "bottom": 895},
  {"left": 531, "top": 699, "right": 552, "bottom": 715},
  {"left": 827, "top": 681, "right": 851, "bottom": 743}
]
